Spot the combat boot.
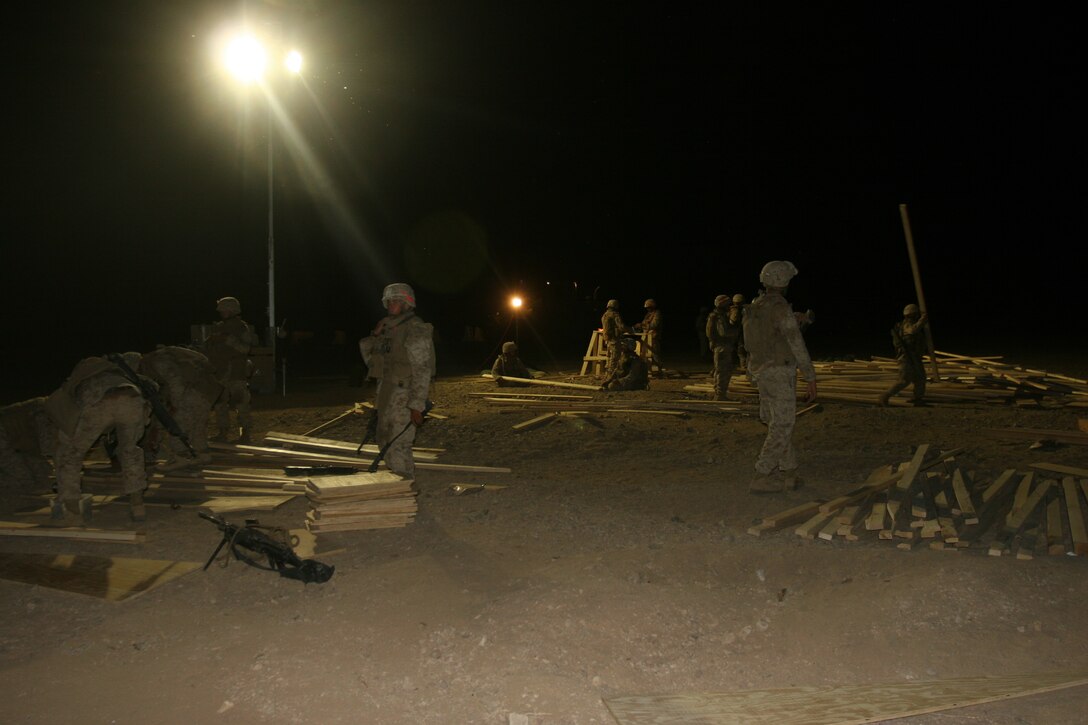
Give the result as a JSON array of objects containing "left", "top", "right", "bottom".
[
  {"left": 129, "top": 490, "right": 147, "bottom": 522},
  {"left": 749, "top": 471, "right": 784, "bottom": 495},
  {"left": 781, "top": 471, "right": 803, "bottom": 491},
  {"left": 238, "top": 428, "right": 253, "bottom": 445},
  {"left": 51, "top": 494, "right": 93, "bottom": 526},
  {"left": 876, "top": 393, "right": 890, "bottom": 407}
]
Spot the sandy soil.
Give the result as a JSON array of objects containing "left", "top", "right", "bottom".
[{"left": 2, "top": 351, "right": 1088, "bottom": 724}]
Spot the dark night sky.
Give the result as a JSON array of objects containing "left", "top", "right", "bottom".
[{"left": 2, "top": 2, "right": 1084, "bottom": 400}]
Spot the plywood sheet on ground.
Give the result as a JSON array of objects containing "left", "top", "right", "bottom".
[
  {"left": 605, "top": 671, "right": 1088, "bottom": 725},
  {"left": 0, "top": 552, "right": 202, "bottom": 602}
]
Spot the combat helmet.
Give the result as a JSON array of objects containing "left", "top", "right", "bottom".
[
  {"left": 502, "top": 341, "right": 518, "bottom": 354},
  {"left": 644, "top": 298, "right": 656, "bottom": 308},
  {"left": 606, "top": 299, "right": 619, "bottom": 310},
  {"left": 713, "top": 294, "right": 730, "bottom": 308},
  {"left": 381, "top": 283, "right": 416, "bottom": 309},
  {"left": 903, "top": 303, "right": 920, "bottom": 317},
  {"left": 732, "top": 293, "right": 745, "bottom": 305},
  {"left": 216, "top": 296, "right": 242, "bottom": 316},
  {"left": 758, "top": 260, "right": 798, "bottom": 288}
]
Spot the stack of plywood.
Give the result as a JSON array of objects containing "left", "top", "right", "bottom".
[{"left": 305, "top": 472, "right": 417, "bottom": 532}]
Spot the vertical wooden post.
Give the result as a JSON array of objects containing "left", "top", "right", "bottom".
[{"left": 899, "top": 204, "right": 939, "bottom": 380}]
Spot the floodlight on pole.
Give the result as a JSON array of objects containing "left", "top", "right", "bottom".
[
  {"left": 509, "top": 295, "right": 523, "bottom": 343},
  {"left": 220, "top": 33, "right": 302, "bottom": 395}
]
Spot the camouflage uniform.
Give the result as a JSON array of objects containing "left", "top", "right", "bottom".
[
  {"left": 742, "top": 282, "right": 816, "bottom": 483},
  {"left": 706, "top": 295, "right": 742, "bottom": 400},
  {"left": 491, "top": 342, "right": 532, "bottom": 386},
  {"left": 139, "top": 346, "right": 222, "bottom": 468},
  {"left": 605, "top": 342, "right": 649, "bottom": 391},
  {"left": 636, "top": 299, "right": 663, "bottom": 372},
  {"left": 359, "top": 284, "right": 436, "bottom": 479},
  {"left": 205, "top": 298, "right": 259, "bottom": 442},
  {"left": 879, "top": 306, "right": 929, "bottom": 405},
  {"left": 600, "top": 301, "right": 627, "bottom": 377},
  {"left": 46, "top": 356, "right": 152, "bottom": 511},
  {"left": 0, "top": 397, "right": 55, "bottom": 492}
]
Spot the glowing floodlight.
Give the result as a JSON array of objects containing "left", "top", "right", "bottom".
[
  {"left": 510, "top": 296, "right": 523, "bottom": 310},
  {"left": 225, "top": 35, "right": 266, "bottom": 83},
  {"left": 284, "top": 50, "right": 303, "bottom": 74}
]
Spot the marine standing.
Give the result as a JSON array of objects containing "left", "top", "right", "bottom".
[
  {"left": 205, "top": 296, "right": 259, "bottom": 444},
  {"left": 706, "top": 294, "right": 743, "bottom": 401},
  {"left": 635, "top": 298, "right": 663, "bottom": 374},
  {"left": 878, "top": 304, "right": 929, "bottom": 406},
  {"left": 600, "top": 299, "right": 627, "bottom": 378},
  {"left": 359, "top": 283, "right": 436, "bottom": 479},
  {"left": 742, "top": 261, "right": 817, "bottom": 494}
]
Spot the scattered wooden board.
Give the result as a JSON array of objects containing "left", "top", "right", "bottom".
[
  {"left": 0, "top": 522, "right": 145, "bottom": 544},
  {"left": 0, "top": 552, "right": 200, "bottom": 601}
]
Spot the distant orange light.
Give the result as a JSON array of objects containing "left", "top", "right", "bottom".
[{"left": 510, "top": 296, "right": 523, "bottom": 310}]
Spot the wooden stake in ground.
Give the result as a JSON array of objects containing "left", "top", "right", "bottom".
[{"left": 899, "top": 203, "right": 939, "bottom": 380}]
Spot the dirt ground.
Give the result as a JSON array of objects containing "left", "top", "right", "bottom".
[{"left": 3, "top": 350, "right": 1088, "bottom": 724}]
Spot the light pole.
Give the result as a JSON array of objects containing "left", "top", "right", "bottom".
[{"left": 223, "top": 36, "right": 302, "bottom": 393}]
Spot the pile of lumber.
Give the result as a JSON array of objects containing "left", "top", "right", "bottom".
[
  {"left": 749, "top": 447, "right": 1088, "bottom": 559},
  {"left": 305, "top": 472, "right": 417, "bottom": 532},
  {"left": 686, "top": 350, "right": 1088, "bottom": 408}
]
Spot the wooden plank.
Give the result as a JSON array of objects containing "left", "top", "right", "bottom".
[
  {"left": 1063, "top": 477, "right": 1088, "bottom": 556},
  {"left": 0, "top": 553, "right": 201, "bottom": 602},
  {"left": 0, "top": 522, "right": 145, "bottom": 543},
  {"left": 747, "top": 500, "right": 828, "bottom": 536},
  {"left": 1031, "top": 462, "right": 1088, "bottom": 478},
  {"left": 864, "top": 499, "right": 887, "bottom": 531},
  {"left": 512, "top": 412, "right": 559, "bottom": 431},
  {"left": 795, "top": 511, "right": 835, "bottom": 539},
  {"left": 951, "top": 469, "right": 977, "bottom": 523},
  {"left": 484, "top": 373, "right": 603, "bottom": 391},
  {"left": 1047, "top": 493, "right": 1067, "bottom": 555},
  {"left": 981, "top": 469, "right": 1019, "bottom": 504},
  {"left": 818, "top": 450, "right": 961, "bottom": 514},
  {"left": 1010, "top": 472, "right": 1034, "bottom": 516},
  {"left": 264, "top": 431, "right": 442, "bottom": 459},
  {"left": 817, "top": 514, "right": 843, "bottom": 541},
  {"left": 989, "top": 480, "right": 1053, "bottom": 557}
]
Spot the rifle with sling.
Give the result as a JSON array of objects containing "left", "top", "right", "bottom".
[
  {"left": 199, "top": 512, "right": 334, "bottom": 584},
  {"left": 368, "top": 399, "right": 433, "bottom": 473},
  {"left": 106, "top": 353, "right": 196, "bottom": 457}
]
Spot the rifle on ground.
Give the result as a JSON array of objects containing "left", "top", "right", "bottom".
[
  {"left": 368, "top": 400, "right": 433, "bottom": 473},
  {"left": 199, "top": 512, "right": 334, "bottom": 584},
  {"left": 106, "top": 353, "right": 196, "bottom": 457}
]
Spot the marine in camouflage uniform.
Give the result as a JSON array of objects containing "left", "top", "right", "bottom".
[
  {"left": 706, "top": 294, "right": 742, "bottom": 400},
  {"left": 600, "top": 299, "right": 628, "bottom": 378},
  {"left": 604, "top": 338, "right": 649, "bottom": 391},
  {"left": 139, "top": 345, "right": 223, "bottom": 471},
  {"left": 359, "top": 283, "right": 436, "bottom": 479},
  {"left": 0, "top": 397, "right": 55, "bottom": 493},
  {"left": 635, "top": 298, "right": 663, "bottom": 373},
  {"left": 205, "top": 296, "right": 259, "bottom": 443},
  {"left": 878, "top": 304, "right": 929, "bottom": 406},
  {"left": 491, "top": 341, "right": 532, "bottom": 386},
  {"left": 44, "top": 354, "right": 152, "bottom": 522},
  {"left": 742, "top": 261, "right": 817, "bottom": 494}
]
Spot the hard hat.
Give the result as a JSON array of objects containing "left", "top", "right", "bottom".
[
  {"left": 216, "top": 296, "right": 241, "bottom": 316},
  {"left": 644, "top": 298, "right": 655, "bottom": 308},
  {"left": 381, "top": 282, "right": 416, "bottom": 309},
  {"left": 606, "top": 299, "right": 619, "bottom": 310},
  {"left": 758, "top": 260, "right": 798, "bottom": 288},
  {"left": 714, "top": 294, "right": 730, "bottom": 308},
  {"left": 903, "top": 303, "right": 920, "bottom": 317},
  {"left": 732, "top": 294, "right": 745, "bottom": 305},
  {"left": 502, "top": 341, "right": 517, "bottom": 354}
]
